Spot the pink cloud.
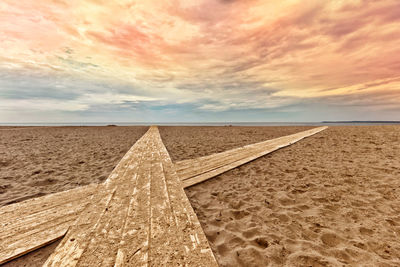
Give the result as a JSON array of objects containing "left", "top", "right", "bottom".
[{"left": 1, "top": 0, "right": 399, "bottom": 112}]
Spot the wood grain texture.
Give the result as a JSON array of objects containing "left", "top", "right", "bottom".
[
  {"left": 177, "top": 127, "right": 327, "bottom": 187},
  {"left": 44, "top": 126, "right": 217, "bottom": 266},
  {"left": 153, "top": 127, "right": 218, "bottom": 266},
  {"left": 43, "top": 127, "right": 152, "bottom": 267},
  {"left": 0, "top": 184, "right": 98, "bottom": 265}
]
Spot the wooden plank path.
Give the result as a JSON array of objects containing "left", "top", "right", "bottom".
[
  {"left": 0, "top": 184, "right": 98, "bottom": 264},
  {"left": 43, "top": 126, "right": 217, "bottom": 266},
  {"left": 0, "top": 122, "right": 159, "bottom": 265},
  {"left": 177, "top": 126, "right": 327, "bottom": 187},
  {"left": 0, "top": 126, "right": 327, "bottom": 265}
]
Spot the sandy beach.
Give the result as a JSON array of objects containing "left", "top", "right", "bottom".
[
  {"left": 1, "top": 126, "right": 400, "bottom": 266},
  {"left": 0, "top": 126, "right": 147, "bottom": 207},
  {"left": 182, "top": 126, "right": 400, "bottom": 266}
]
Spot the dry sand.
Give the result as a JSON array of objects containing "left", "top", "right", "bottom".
[
  {"left": 178, "top": 126, "right": 400, "bottom": 266},
  {"left": 1, "top": 126, "right": 400, "bottom": 266},
  {"left": 0, "top": 126, "right": 147, "bottom": 207}
]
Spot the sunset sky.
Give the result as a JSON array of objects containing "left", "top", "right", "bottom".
[{"left": 1, "top": 0, "right": 399, "bottom": 122}]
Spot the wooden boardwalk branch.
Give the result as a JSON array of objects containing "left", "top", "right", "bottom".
[
  {"left": 0, "top": 126, "right": 327, "bottom": 265},
  {"left": 177, "top": 126, "right": 327, "bottom": 187},
  {"left": 0, "top": 184, "right": 98, "bottom": 264}
]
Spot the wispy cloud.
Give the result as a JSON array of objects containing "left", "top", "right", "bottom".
[{"left": 0, "top": 0, "right": 399, "bottom": 122}]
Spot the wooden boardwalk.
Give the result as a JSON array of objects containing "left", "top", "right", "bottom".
[
  {"left": 0, "top": 126, "right": 327, "bottom": 265},
  {"left": 0, "top": 184, "right": 98, "bottom": 263},
  {"left": 44, "top": 126, "right": 217, "bottom": 266},
  {"left": 177, "top": 126, "right": 327, "bottom": 187}
]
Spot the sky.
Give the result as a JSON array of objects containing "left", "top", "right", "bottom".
[{"left": 0, "top": 0, "right": 399, "bottom": 123}]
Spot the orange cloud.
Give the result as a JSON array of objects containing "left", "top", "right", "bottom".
[{"left": 0, "top": 0, "right": 399, "bottom": 120}]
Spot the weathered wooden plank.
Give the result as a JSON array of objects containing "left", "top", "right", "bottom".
[
  {"left": 180, "top": 126, "right": 327, "bottom": 187},
  {"left": 154, "top": 129, "right": 218, "bottom": 266},
  {"left": 43, "top": 126, "right": 153, "bottom": 267},
  {"left": 114, "top": 130, "right": 182, "bottom": 266},
  {"left": 0, "top": 183, "right": 97, "bottom": 221},
  {"left": 0, "top": 184, "right": 98, "bottom": 265},
  {"left": 177, "top": 145, "right": 264, "bottom": 179},
  {"left": 72, "top": 135, "right": 150, "bottom": 266},
  {"left": 44, "top": 126, "right": 217, "bottom": 266},
  {"left": 114, "top": 143, "right": 153, "bottom": 266},
  {"left": 176, "top": 126, "right": 327, "bottom": 176},
  {"left": 114, "top": 126, "right": 217, "bottom": 266},
  {"left": 176, "top": 126, "right": 327, "bottom": 177},
  {"left": 0, "top": 189, "right": 94, "bottom": 241},
  {"left": 0, "top": 219, "right": 73, "bottom": 264},
  {"left": 148, "top": 140, "right": 182, "bottom": 265}
]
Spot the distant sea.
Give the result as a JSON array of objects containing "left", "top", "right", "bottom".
[{"left": 1, "top": 121, "right": 400, "bottom": 126}]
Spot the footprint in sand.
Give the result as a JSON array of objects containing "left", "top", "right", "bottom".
[
  {"left": 359, "top": 226, "right": 374, "bottom": 236},
  {"left": 287, "top": 252, "right": 340, "bottom": 267},
  {"left": 0, "top": 184, "right": 12, "bottom": 194},
  {"left": 320, "top": 231, "right": 343, "bottom": 247},
  {"left": 236, "top": 246, "right": 268, "bottom": 267},
  {"left": 253, "top": 236, "right": 269, "bottom": 248},
  {"left": 275, "top": 191, "right": 296, "bottom": 206}
]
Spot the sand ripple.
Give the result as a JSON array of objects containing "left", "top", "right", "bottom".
[{"left": 184, "top": 126, "right": 400, "bottom": 266}]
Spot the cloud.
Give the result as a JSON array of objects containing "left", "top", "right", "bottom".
[{"left": 0, "top": 0, "right": 399, "bottom": 122}]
